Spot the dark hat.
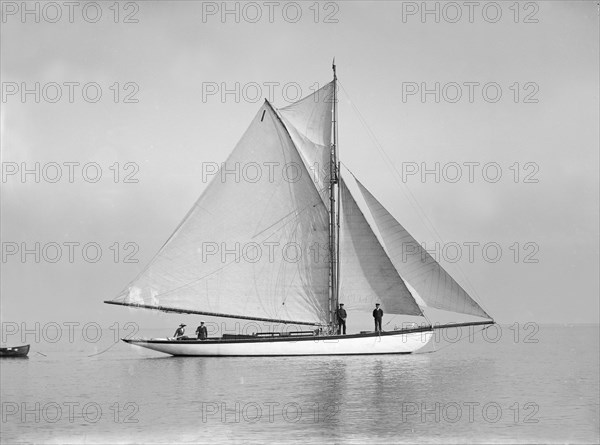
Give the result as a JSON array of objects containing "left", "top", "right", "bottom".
[
  {"left": 339, "top": 303, "right": 344, "bottom": 306},
  {"left": 375, "top": 303, "right": 380, "bottom": 306},
  {"left": 179, "top": 323, "right": 186, "bottom": 327}
]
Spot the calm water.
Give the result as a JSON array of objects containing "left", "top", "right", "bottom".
[{"left": 1, "top": 325, "right": 598, "bottom": 444}]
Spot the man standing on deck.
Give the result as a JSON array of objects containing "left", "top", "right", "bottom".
[
  {"left": 373, "top": 303, "right": 383, "bottom": 332},
  {"left": 336, "top": 303, "right": 347, "bottom": 335},
  {"left": 196, "top": 322, "right": 208, "bottom": 340}
]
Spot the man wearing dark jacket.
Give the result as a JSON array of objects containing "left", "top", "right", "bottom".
[
  {"left": 336, "top": 303, "right": 347, "bottom": 335},
  {"left": 373, "top": 303, "right": 383, "bottom": 332},
  {"left": 196, "top": 322, "right": 208, "bottom": 340}
]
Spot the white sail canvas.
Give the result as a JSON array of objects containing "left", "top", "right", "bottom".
[
  {"left": 114, "top": 102, "right": 332, "bottom": 325},
  {"left": 106, "top": 66, "right": 493, "bottom": 356}
]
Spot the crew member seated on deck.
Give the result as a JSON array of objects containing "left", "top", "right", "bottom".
[
  {"left": 336, "top": 303, "right": 347, "bottom": 335},
  {"left": 174, "top": 323, "right": 186, "bottom": 340},
  {"left": 196, "top": 322, "right": 208, "bottom": 340}
]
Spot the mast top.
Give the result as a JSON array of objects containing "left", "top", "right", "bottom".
[{"left": 332, "top": 58, "right": 337, "bottom": 80}]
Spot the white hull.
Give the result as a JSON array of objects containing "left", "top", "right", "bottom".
[{"left": 123, "top": 330, "right": 433, "bottom": 356}]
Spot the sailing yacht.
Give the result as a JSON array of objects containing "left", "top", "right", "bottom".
[{"left": 105, "top": 64, "right": 494, "bottom": 356}]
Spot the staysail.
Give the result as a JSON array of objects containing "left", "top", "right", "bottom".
[
  {"left": 107, "top": 102, "right": 331, "bottom": 325},
  {"left": 337, "top": 176, "right": 423, "bottom": 317},
  {"left": 356, "top": 180, "right": 492, "bottom": 319}
]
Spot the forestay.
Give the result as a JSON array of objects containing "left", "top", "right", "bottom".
[{"left": 356, "top": 180, "right": 492, "bottom": 319}]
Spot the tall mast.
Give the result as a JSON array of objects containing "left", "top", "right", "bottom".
[
  {"left": 334, "top": 65, "right": 341, "bottom": 309},
  {"left": 329, "top": 59, "right": 340, "bottom": 328}
]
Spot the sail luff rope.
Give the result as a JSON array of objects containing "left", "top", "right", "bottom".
[
  {"left": 337, "top": 81, "right": 492, "bottom": 319},
  {"left": 343, "top": 163, "right": 492, "bottom": 321}
]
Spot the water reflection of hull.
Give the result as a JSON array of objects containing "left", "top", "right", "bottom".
[{"left": 123, "top": 329, "right": 433, "bottom": 356}]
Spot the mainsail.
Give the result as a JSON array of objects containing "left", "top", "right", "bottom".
[
  {"left": 109, "top": 101, "right": 331, "bottom": 325},
  {"left": 337, "top": 176, "right": 423, "bottom": 317},
  {"left": 356, "top": 180, "right": 492, "bottom": 320}
]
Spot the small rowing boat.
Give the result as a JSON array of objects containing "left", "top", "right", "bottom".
[{"left": 0, "top": 344, "right": 30, "bottom": 358}]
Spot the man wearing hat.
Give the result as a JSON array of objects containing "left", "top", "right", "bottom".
[
  {"left": 336, "top": 303, "right": 347, "bottom": 335},
  {"left": 173, "top": 323, "right": 186, "bottom": 340},
  {"left": 373, "top": 303, "right": 384, "bottom": 332},
  {"left": 196, "top": 322, "right": 208, "bottom": 340}
]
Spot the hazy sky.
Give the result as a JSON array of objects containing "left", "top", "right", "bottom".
[{"left": 1, "top": 1, "right": 598, "bottom": 332}]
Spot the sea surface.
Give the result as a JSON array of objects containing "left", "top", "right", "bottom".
[{"left": 1, "top": 325, "right": 598, "bottom": 444}]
